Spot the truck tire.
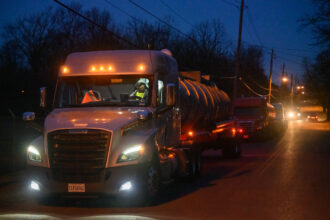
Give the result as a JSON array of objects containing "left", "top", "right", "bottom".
[
  {"left": 186, "top": 148, "right": 201, "bottom": 180},
  {"left": 137, "top": 155, "right": 161, "bottom": 206},
  {"left": 222, "top": 140, "right": 241, "bottom": 158},
  {"left": 195, "top": 150, "right": 202, "bottom": 176}
]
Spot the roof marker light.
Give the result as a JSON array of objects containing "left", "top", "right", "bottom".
[
  {"left": 138, "top": 65, "right": 144, "bottom": 71},
  {"left": 62, "top": 66, "right": 69, "bottom": 74}
]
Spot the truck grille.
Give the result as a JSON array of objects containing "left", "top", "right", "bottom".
[
  {"left": 48, "top": 129, "right": 111, "bottom": 183},
  {"left": 239, "top": 121, "right": 254, "bottom": 133}
]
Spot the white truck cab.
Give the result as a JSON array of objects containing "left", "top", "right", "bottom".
[{"left": 24, "top": 50, "right": 182, "bottom": 202}]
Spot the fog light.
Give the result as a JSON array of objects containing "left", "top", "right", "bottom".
[
  {"left": 120, "top": 181, "right": 132, "bottom": 191},
  {"left": 30, "top": 181, "right": 40, "bottom": 191}
]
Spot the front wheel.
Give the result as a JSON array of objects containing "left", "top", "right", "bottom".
[{"left": 136, "top": 158, "right": 161, "bottom": 206}]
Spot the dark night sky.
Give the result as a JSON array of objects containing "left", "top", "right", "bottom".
[{"left": 0, "top": 0, "right": 321, "bottom": 85}]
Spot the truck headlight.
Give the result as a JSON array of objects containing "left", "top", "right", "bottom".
[
  {"left": 118, "top": 145, "right": 144, "bottom": 163},
  {"left": 27, "top": 145, "right": 42, "bottom": 162}
]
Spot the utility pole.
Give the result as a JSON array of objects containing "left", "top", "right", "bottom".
[
  {"left": 281, "top": 63, "right": 285, "bottom": 87},
  {"left": 232, "top": 0, "right": 245, "bottom": 113},
  {"left": 280, "top": 63, "right": 285, "bottom": 102},
  {"left": 268, "top": 49, "right": 274, "bottom": 103},
  {"left": 290, "top": 73, "right": 294, "bottom": 107}
]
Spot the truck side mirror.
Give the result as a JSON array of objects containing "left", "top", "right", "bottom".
[
  {"left": 166, "top": 83, "right": 176, "bottom": 107},
  {"left": 22, "top": 112, "right": 35, "bottom": 121},
  {"left": 40, "top": 87, "right": 47, "bottom": 108}
]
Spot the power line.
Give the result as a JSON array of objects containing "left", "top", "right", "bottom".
[
  {"left": 218, "top": 0, "right": 240, "bottom": 9},
  {"left": 246, "top": 8, "right": 265, "bottom": 48},
  {"left": 53, "top": 0, "right": 138, "bottom": 48},
  {"left": 158, "top": 0, "right": 194, "bottom": 27},
  {"left": 239, "top": 77, "right": 277, "bottom": 99},
  {"left": 239, "top": 77, "right": 267, "bottom": 97},
  {"left": 104, "top": 0, "right": 143, "bottom": 23},
  {"left": 127, "top": 0, "right": 198, "bottom": 46}
]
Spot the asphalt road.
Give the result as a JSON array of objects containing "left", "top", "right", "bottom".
[{"left": 0, "top": 121, "right": 329, "bottom": 219}]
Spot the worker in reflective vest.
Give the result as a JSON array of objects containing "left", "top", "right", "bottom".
[{"left": 131, "top": 82, "right": 148, "bottom": 100}]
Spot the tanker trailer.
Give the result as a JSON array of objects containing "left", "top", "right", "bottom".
[{"left": 178, "top": 72, "right": 242, "bottom": 157}]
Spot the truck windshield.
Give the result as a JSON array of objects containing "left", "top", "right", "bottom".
[
  {"left": 54, "top": 75, "right": 152, "bottom": 108},
  {"left": 234, "top": 107, "right": 263, "bottom": 116}
]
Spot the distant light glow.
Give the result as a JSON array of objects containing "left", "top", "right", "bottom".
[
  {"left": 100, "top": 66, "right": 104, "bottom": 71},
  {"left": 288, "top": 111, "right": 295, "bottom": 118},
  {"left": 108, "top": 66, "right": 113, "bottom": 71},
  {"left": 91, "top": 66, "right": 96, "bottom": 72},
  {"left": 188, "top": 131, "right": 194, "bottom": 136},
  {"left": 282, "top": 77, "right": 288, "bottom": 82}
]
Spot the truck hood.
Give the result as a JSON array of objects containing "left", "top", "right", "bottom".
[{"left": 45, "top": 107, "right": 147, "bottom": 132}]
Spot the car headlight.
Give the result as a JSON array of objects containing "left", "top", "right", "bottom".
[
  {"left": 118, "top": 145, "right": 144, "bottom": 163},
  {"left": 288, "top": 111, "right": 295, "bottom": 118},
  {"left": 27, "top": 145, "right": 42, "bottom": 162}
]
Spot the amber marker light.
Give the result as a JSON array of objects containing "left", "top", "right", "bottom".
[
  {"left": 138, "top": 64, "right": 144, "bottom": 71},
  {"left": 62, "top": 66, "right": 69, "bottom": 74}
]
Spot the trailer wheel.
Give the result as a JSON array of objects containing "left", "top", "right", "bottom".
[
  {"left": 195, "top": 150, "right": 202, "bottom": 176},
  {"left": 222, "top": 140, "right": 241, "bottom": 158},
  {"left": 186, "top": 148, "right": 202, "bottom": 179}
]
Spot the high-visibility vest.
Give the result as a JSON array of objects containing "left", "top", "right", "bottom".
[{"left": 135, "top": 92, "right": 145, "bottom": 99}]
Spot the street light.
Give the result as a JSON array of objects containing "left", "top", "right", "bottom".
[
  {"left": 297, "top": 86, "right": 301, "bottom": 89},
  {"left": 282, "top": 76, "right": 288, "bottom": 82}
]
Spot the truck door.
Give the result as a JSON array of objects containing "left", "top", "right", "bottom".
[{"left": 155, "top": 79, "right": 180, "bottom": 148}]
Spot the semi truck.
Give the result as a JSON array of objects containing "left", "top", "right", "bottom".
[
  {"left": 234, "top": 97, "right": 276, "bottom": 138},
  {"left": 23, "top": 49, "right": 241, "bottom": 203}
]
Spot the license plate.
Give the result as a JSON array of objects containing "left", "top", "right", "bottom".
[{"left": 68, "top": 183, "right": 85, "bottom": 192}]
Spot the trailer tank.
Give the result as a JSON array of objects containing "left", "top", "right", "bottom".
[{"left": 178, "top": 72, "right": 231, "bottom": 133}]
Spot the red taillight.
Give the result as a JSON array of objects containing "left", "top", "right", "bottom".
[
  {"left": 243, "top": 135, "right": 249, "bottom": 139},
  {"left": 238, "top": 128, "right": 244, "bottom": 134}
]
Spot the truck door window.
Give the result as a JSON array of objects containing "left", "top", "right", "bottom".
[{"left": 157, "top": 80, "right": 165, "bottom": 106}]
